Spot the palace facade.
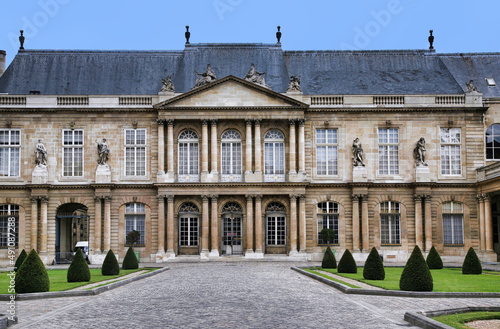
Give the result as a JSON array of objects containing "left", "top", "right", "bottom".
[{"left": 0, "top": 42, "right": 499, "bottom": 265}]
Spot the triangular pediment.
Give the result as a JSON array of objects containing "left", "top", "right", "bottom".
[{"left": 154, "top": 76, "right": 308, "bottom": 109}]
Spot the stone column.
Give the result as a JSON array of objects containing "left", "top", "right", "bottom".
[
  {"left": 103, "top": 196, "right": 111, "bottom": 252},
  {"left": 94, "top": 197, "right": 102, "bottom": 253},
  {"left": 289, "top": 195, "right": 298, "bottom": 254},
  {"left": 289, "top": 119, "right": 297, "bottom": 176},
  {"left": 245, "top": 195, "right": 254, "bottom": 254},
  {"left": 351, "top": 195, "right": 360, "bottom": 251},
  {"left": 157, "top": 119, "right": 165, "bottom": 175},
  {"left": 210, "top": 120, "right": 218, "bottom": 180},
  {"left": 157, "top": 195, "right": 165, "bottom": 254},
  {"left": 298, "top": 119, "right": 306, "bottom": 176},
  {"left": 361, "top": 195, "right": 369, "bottom": 251},
  {"left": 201, "top": 120, "right": 209, "bottom": 175},
  {"left": 478, "top": 194, "right": 486, "bottom": 250},
  {"left": 245, "top": 119, "right": 253, "bottom": 176},
  {"left": 201, "top": 195, "right": 209, "bottom": 258},
  {"left": 254, "top": 119, "right": 262, "bottom": 177},
  {"left": 210, "top": 195, "right": 219, "bottom": 257},
  {"left": 254, "top": 195, "right": 263, "bottom": 255},
  {"left": 166, "top": 196, "right": 175, "bottom": 256},
  {"left": 299, "top": 195, "right": 307, "bottom": 252},
  {"left": 39, "top": 196, "right": 48, "bottom": 254},
  {"left": 414, "top": 195, "right": 423, "bottom": 250},
  {"left": 424, "top": 195, "right": 432, "bottom": 251},
  {"left": 485, "top": 194, "right": 494, "bottom": 251},
  {"left": 30, "top": 197, "right": 38, "bottom": 251},
  {"left": 167, "top": 119, "right": 175, "bottom": 179}
]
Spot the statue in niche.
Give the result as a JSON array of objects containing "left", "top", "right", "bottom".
[
  {"left": 160, "top": 76, "right": 175, "bottom": 92},
  {"left": 352, "top": 138, "right": 365, "bottom": 167},
  {"left": 465, "top": 80, "right": 479, "bottom": 93},
  {"left": 193, "top": 64, "right": 217, "bottom": 89},
  {"left": 96, "top": 138, "right": 110, "bottom": 166},
  {"left": 244, "top": 63, "right": 267, "bottom": 87},
  {"left": 287, "top": 75, "right": 302, "bottom": 92},
  {"left": 35, "top": 139, "right": 47, "bottom": 166},
  {"left": 414, "top": 137, "right": 428, "bottom": 166}
]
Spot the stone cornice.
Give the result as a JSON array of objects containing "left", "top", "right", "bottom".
[{"left": 306, "top": 107, "right": 486, "bottom": 113}]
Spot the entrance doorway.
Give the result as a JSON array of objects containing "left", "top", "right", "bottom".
[
  {"left": 265, "top": 202, "right": 287, "bottom": 254},
  {"left": 55, "top": 203, "right": 89, "bottom": 264},
  {"left": 221, "top": 202, "right": 243, "bottom": 255},
  {"left": 178, "top": 202, "right": 200, "bottom": 255}
]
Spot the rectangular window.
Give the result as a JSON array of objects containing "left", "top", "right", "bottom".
[
  {"left": 440, "top": 128, "right": 461, "bottom": 175},
  {"left": 267, "top": 216, "right": 286, "bottom": 246},
  {"left": 62, "top": 130, "right": 84, "bottom": 177},
  {"left": 380, "top": 201, "right": 400, "bottom": 244},
  {"left": 0, "top": 130, "right": 20, "bottom": 177},
  {"left": 0, "top": 205, "right": 19, "bottom": 247},
  {"left": 443, "top": 202, "right": 464, "bottom": 245},
  {"left": 317, "top": 202, "right": 339, "bottom": 245},
  {"left": 378, "top": 128, "right": 399, "bottom": 175},
  {"left": 179, "top": 217, "right": 198, "bottom": 246},
  {"left": 125, "top": 129, "right": 146, "bottom": 176},
  {"left": 125, "top": 203, "right": 145, "bottom": 245},
  {"left": 316, "top": 129, "right": 338, "bottom": 176}
]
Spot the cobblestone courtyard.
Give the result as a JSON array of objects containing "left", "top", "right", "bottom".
[{"left": 13, "top": 262, "right": 500, "bottom": 328}]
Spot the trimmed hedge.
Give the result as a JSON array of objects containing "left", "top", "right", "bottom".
[
  {"left": 426, "top": 246, "right": 443, "bottom": 269},
  {"left": 15, "top": 249, "right": 50, "bottom": 293},
  {"left": 462, "top": 247, "right": 482, "bottom": 274},
  {"left": 67, "top": 249, "right": 91, "bottom": 282},
  {"left": 363, "top": 247, "right": 385, "bottom": 280},
  {"left": 321, "top": 246, "right": 337, "bottom": 269},
  {"left": 400, "top": 245, "right": 433, "bottom": 291},
  {"left": 122, "top": 247, "right": 139, "bottom": 270},
  {"left": 14, "top": 249, "right": 28, "bottom": 272},
  {"left": 102, "top": 249, "right": 120, "bottom": 276},
  {"left": 337, "top": 249, "right": 357, "bottom": 273}
]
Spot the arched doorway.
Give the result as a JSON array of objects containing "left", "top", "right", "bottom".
[
  {"left": 265, "top": 202, "right": 287, "bottom": 254},
  {"left": 178, "top": 202, "right": 200, "bottom": 255},
  {"left": 55, "top": 203, "right": 88, "bottom": 264},
  {"left": 221, "top": 202, "right": 243, "bottom": 255}
]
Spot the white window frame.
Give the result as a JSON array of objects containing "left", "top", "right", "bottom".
[
  {"left": 0, "top": 129, "right": 21, "bottom": 178},
  {"left": 124, "top": 129, "right": 147, "bottom": 177},
  {"left": 125, "top": 203, "right": 146, "bottom": 245},
  {"left": 440, "top": 127, "right": 461, "bottom": 175},
  {"left": 378, "top": 128, "right": 399, "bottom": 175},
  {"left": 317, "top": 202, "right": 339, "bottom": 245},
  {"left": 442, "top": 202, "right": 464, "bottom": 245},
  {"left": 220, "top": 130, "right": 242, "bottom": 182},
  {"left": 264, "top": 130, "right": 285, "bottom": 182},
  {"left": 179, "top": 216, "right": 199, "bottom": 246},
  {"left": 316, "top": 129, "right": 338, "bottom": 176},
  {"left": 380, "top": 201, "right": 401, "bottom": 245},
  {"left": 0, "top": 204, "right": 19, "bottom": 247},
  {"left": 486, "top": 123, "right": 500, "bottom": 160},
  {"left": 62, "top": 129, "right": 84, "bottom": 177},
  {"left": 178, "top": 130, "right": 199, "bottom": 182}
]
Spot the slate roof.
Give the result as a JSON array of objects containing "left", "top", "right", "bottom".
[{"left": 1, "top": 43, "right": 500, "bottom": 97}]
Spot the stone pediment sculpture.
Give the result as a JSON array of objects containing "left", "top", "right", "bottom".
[
  {"left": 193, "top": 64, "right": 217, "bottom": 89},
  {"left": 244, "top": 63, "right": 268, "bottom": 88},
  {"left": 35, "top": 139, "right": 47, "bottom": 167},
  {"left": 465, "top": 80, "right": 479, "bottom": 93},
  {"left": 96, "top": 138, "right": 110, "bottom": 166},
  {"left": 352, "top": 138, "right": 365, "bottom": 166},
  {"left": 160, "top": 76, "right": 175, "bottom": 92},
  {"left": 414, "top": 137, "right": 427, "bottom": 166},
  {"left": 287, "top": 75, "right": 302, "bottom": 92}
]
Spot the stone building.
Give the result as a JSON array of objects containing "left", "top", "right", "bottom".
[{"left": 0, "top": 42, "right": 498, "bottom": 265}]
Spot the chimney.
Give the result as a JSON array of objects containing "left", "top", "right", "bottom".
[{"left": 0, "top": 50, "right": 5, "bottom": 77}]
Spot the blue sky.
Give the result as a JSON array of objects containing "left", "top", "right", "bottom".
[{"left": 1, "top": 0, "right": 499, "bottom": 66}]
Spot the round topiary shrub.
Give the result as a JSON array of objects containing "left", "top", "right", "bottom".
[
  {"left": 67, "top": 249, "right": 91, "bottom": 282},
  {"left": 400, "top": 245, "right": 433, "bottom": 291},
  {"left": 426, "top": 246, "right": 443, "bottom": 269},
  {"left": 122, "top": 247, "right": 139, "bottom": 270},
  {"left": 102, "top": 249, "right": 120, "bottom": 276},
  {"left": 338, "top": 249, "right": 357, "bottom": 273},
  {"left": 15, "top": 249, "right": 50, "bottom": 293},
  {"left": 363, "top": 247, "right": 385, "bottom": 280},
  {"left": 321, "top": 246, "right": 337, "bottom": 269},
  {"left": 14, "top": 249, "right": 28, "bottom": 272},
  {"left": 462, "top": 247, "right": 482, "bottom": 274}
]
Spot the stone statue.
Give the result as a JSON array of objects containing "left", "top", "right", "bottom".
[
  {"left": 160, "top": 76, "right": 175, "bottom": 92},
  {"left": 414, "top": 137, "right": 427, "bottom": 166},
  {"left": 95, "top": 138, "right": 110, "bottom": 166},
  {"left": 466, "top": 80, "right": 479, "bottom": 93},
  {"left": 35, "top": 139, "right": 47, "bottom": 166},
  {"left": 352, "top": 138, "right": 365, "bottom": 167},
  {"left": 287, "top": 75, "right": 302, "bottom": 92},
  {"left": 428, "top": 30, "right": 434, "bottom": 50},
  {"left": 244, "top": 63, "right": 267, "bottom": 87},
  {"left": 193, "top": 64, "right": 217, "bottom": 89}
]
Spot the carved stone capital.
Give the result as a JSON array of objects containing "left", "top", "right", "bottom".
[
  {"left": 361, "top": 195, "right": 369, "bottom": 202},
  {"left": 167, "top": 119, "right": 174, "bottom": 126},
  {"left": 245, "top": 195, "right": 254, "bottom": 201},
  {"left": 253, "top": 119, "right": 262, "bottom": 125},
  {"left": 156, "top": 119, "right": 166, "bottom": 125},
  {"left": 40, "top": 196, "right": 49, "bottom": 204},
  {"left": 201, "top": 195, "right": 209, "bottom": 202},
  {"left": 94, "top": 196, "right": 102, "bottom": 203},
  {"left": 351, "top": 194, "right": 360, "bottom": 202},
  {"left": 476, "top": 194, "right": 485, "bottom": 202},
  {"left": 288, "top": 119, "right": 296, "bottom": 125},
  {"left": 30, "top": 197, "right": 38, "bottom": 203},
  {"left": 299, "top": 195, "right": 306, "bottom": 202},
  {"left": 157, "top": 195, "right": 166, "bottom": 202},
  {"left": 210, "top": 195, "right": 219, "bottom": 201},
  {"left": 425, "top": 195, "right": 432, "bottom": 202},
  {"left": 254, "top": 195, "right": 263, "bottom": 202},
  {"left": 210, "top": 119, "right": 218, "bottom": 126},
  {"left": 413, "top": 195, "right": 423, "bottom": 203},
  {"left": 245, "top": 119, "right": 253, "bottom": 126},
  {"left": 289, "top": 195, "right": 297, "bottom": 201},
  {"left": 298, "top": 119, "right": 305, "bottom": 126},
  {"left": 166, "top": 195, "right": 175, "bottom": 203},
  {"left": 201, "top": 119, "right": 209, "bottom": 126},
  {"left": 104, "top": 196, "right": 112, "bottom": 203}
]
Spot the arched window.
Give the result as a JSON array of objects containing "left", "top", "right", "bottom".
[
  {"left": 486, "top": 124, "right": 500, "bottom": 160},
  {"left": 125, "top": 203, "right": 145, "bottom": 245},
  {"left": 221, "top": 130, "right": 242, "bottom": 182},
  {"left": 442, "top": 202, "right": 464, "bottom": 245},
  {"left": 265, "top": 202, "right": 286, "bottom": 246},
  {"left": 178, "top": 130, "right": 199, "bottom": 182},
  {"left": 380, "top": 201, "right": 400, "bottom": 245},
  {"left": 317, "top": 202, "right": 339, "bottom": 245},
  {"left": 0, "top": 205, "right": 19, "bottom": 247},
  {"left": 178, "top": 202, "right": 199, "bottom": 246},
  {"left": 264, "top": 130, "right": 285, "bottom": 182}
]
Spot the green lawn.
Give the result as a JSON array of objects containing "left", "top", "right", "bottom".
[
  {"left": 432, "top": 311, "right": 500, "bottom": 329},
  {"left": 0, "top": 268, "right": 154, "bottom": 294},
  {"left": 312, "top": 267, "right": 500, "bottom": 292}
]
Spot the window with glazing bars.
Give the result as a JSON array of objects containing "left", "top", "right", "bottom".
[
  {"left": 63, "top": 130, "right": 83, "bottom": 177},
  {"left": 380, "top": 201, "right": 400, "bottom": 244},
  {"left": 316, "top": 129, "right": 338, "bottom": 175},
  {"left": 125, "top": 203, "right": 145, "bottom": 245},
  {"left": 125, "top": 129, "right": 146, "bottom": 176},
  {"left": 179, "top": 217, "right": 198, "bottom": 246},
  {"left": 0, "top": 205, "right": 19, "bottom": 247},
  {"left": 0, "top": 130, "right": 20, "bottom": 177},
  {"left": 264, "top": 130, "right": 285, "bottom": 175},
  {"left": 378, "top": 128, "right": 399, "bottom": 175},
  {"left": 442, "top": 202, "right": 464, "bottom": 245},
  {"left": 440, "top": 128, "right": 461, "bottom": 175},
  {"left": 178, "top": 130, "right": 199, "bottom": 175},
  {"left": 221, "top": 130, "right": 242, "bottom": 175},
  {"left": 267, "top": 216, "right": 286, "bottom": 245},
  {"left": 317, "top": 202, "right": 339, "bottom": 244}
]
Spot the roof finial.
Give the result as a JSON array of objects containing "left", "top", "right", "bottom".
[
  {"left": 185, "top": 26, "right": 190, "bottom": 44},
  {"left": 276, "top": 26, "right": 282, "bottom": 44},
  {"left": 19, "top": 30, "right": 25, "bottom": 50},
  {"left": 428, "top": 30, "right": 434, "bottom": 50}
]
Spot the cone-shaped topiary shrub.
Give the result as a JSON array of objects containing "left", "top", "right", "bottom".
[
  {"left": 14, "top": 249, "right": 28, "bottom": 272},
  {"left": 15, "top": 249, "right": 50, "bottom": 293},
  {"left": 321, "top": 246, "right": 337, "bottom": 269},
  {"left": 462, "top": 247, "right": 482, "bottom": 274},
  {"left": 67, "top": 249, "right": 91, "bottom": 282},
  {"left": 102, "top": 249, "right": 120, "bottom": 276},
  {"left": 400, "top": 245, "right": 433, "bottom": 291},
  {"left": 363, "top": 247, "right": 385, "bottom": 280},
  {"left": 122, "top": 247, "right": 139, "bottom": 270},
  {"left": 337, "top": 249, "right": 357, "bottom": 273},
  {"left": 426, "top": 246, "right": 443, "bottom": 269}
]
